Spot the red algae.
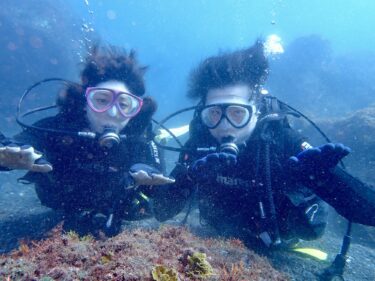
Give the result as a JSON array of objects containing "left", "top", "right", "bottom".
[{"left": 0, "top": 225, "right": 289, "bottom": 280}]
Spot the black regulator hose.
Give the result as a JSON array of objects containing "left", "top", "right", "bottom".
[{"left": 319, "top": 222, "right": 352, "bottom": 281}]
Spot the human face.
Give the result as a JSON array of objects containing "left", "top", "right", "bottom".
[
  {"left": 204, "top": 85, "right": 258, "bottom": 144},
  {"left": 86, "top": 80, "right": 137, "bottom": 134}
]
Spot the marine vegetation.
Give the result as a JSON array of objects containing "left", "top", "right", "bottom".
[
  {"left": 0, "top": 224, "right": 289, "bottom": 280},
  {"left": 152, "top": 265, "right": 179, "bottom": 281},
  {"left": 185, "top": 252, "right": 214, "bottom": 279}
]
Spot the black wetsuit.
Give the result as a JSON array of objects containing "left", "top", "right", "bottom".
[
  {"left": 154, "top": 117, "right": 375, "bottom": 246},
  {"left": 14, "top": 114, "right": 163, "bottom": 235}
]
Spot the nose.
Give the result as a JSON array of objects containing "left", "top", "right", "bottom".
[
  {"left": 107, "top": 105, "right": 119, "bottom": 118},
  {"left": 218, "top": 117, "right": 231, "bottom": 129}
]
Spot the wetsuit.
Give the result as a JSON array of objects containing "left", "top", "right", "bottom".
[
  {"left": 310, "top": 167, "right": 375, "bottom": 226},
  {"left": 154, "top": 117, "right": 375, "bottom": 247},
  {"left": 14, "top": 114, "right": 163, "bottom": 235}
]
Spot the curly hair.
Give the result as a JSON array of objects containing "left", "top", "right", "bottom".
[
  {"left": 56, "top": 44, "right": 157, "bottom": 136},
  {"left": 188, "top": 40, "right": 268, "bottom": 102},
  {"left": 80, "top": 45, "right": 147, "bottom": 96},
  {"left": 57, "top": 44, "right": 148, "bottom": 114}
]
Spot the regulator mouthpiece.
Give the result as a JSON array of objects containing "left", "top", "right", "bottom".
[
  {"left": 98, "top": 127, "right": 120, "bottom": 149},
  {"left": 219, "top": 136, "right": 239, "bottom": 156}
]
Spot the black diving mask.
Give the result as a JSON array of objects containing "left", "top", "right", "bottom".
[{"left": 199, "top": 103, "right": 253, "bottom": 129}]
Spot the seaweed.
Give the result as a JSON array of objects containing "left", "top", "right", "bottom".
[
  {"left": 186, "top": 252, "right": 214, "bottom": 279},
  {"left": 0, "top": 225, "right": 289, "bottom": 280},
  {"left": 152, "top": 265, "right": 179, "bottom": 281}
]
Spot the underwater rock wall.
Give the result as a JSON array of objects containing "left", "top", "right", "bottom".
[
  {"left": 294, "top": 105, "right": 375, "bottom": 248},
  {"left": 268, "top": 35, "right": 375, "bottom": 118},
  {"left": 316, "top": 105, "right": 375, "bottom": 185}
]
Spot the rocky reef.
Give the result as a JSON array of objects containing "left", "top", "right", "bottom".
[
  {"left": 317, "top": 105, "right": 375, "bottom": 249},
  {"left": 0, "top": 225, "right": 288, "bottom": 281},
  {"left": 268, "top": 35, "right": 375, "bottom": 118},
  {"left": 293, "top": 104, "right": 375, "bottom": 250},
  {"left": 316, "top": 105, "right": 375, "bottom": 185}
]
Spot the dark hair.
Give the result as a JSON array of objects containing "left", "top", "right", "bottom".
[
  {"left": 188, "top": 40, "right": 268, "bottom": 101},
  {"left": 56, "top": 44, "right": 156, "bottom": 136},
  {"left": 80, "top": 45, "right": 147, "bottom": 96},
  {"left": 123, "top": 96, "right": 157, "bottom": 137},
  {"left": 58, "top": 44, "right": 147, "bottom": 115}
]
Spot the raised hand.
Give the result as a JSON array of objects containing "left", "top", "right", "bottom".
[
  {"left": 288, "top": 143, "right": 350, "bottom": 186},
  {"left": 189, "top": 152, "right": 237, "bottom": 182}
]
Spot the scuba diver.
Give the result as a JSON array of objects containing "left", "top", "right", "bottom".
[
  {"left": 153, "top": 40, "right": 375, "bottom": 250},
  {"left": 0, "top": 131, "right": 52, "bottom": 172},
  {"left": 10, "top": 45, "right": 174, "bottom": 236}
]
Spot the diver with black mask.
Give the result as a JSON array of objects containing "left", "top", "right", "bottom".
[
  {"left": 9, "top": 44, "right": 174, "bottom": 236},
  {"left": 153, "top": 40, "right": 375, "bottom": 252}
]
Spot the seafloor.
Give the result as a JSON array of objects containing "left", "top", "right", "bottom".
[
  {"left": 1, "top": 192, "right": 374, "bottom": 281},
  {"left": 0, "top": 224, "right": 288, "bottom": 281},
  {"left": 1, "top": 106, "right": 375, "bottom": 281}
]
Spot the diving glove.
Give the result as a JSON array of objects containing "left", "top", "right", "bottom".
[
  {"left": 129, "top": 163, "right": 175, "bottom": 187},
  {"left": 288, "top": 143, "right": 350, "bottom": 186},
  {"left": 0, "top": 143, "right": 52, "bottom": 173},
  {"left": 190, "top": 152, "right": 237, "bottom": 182}
]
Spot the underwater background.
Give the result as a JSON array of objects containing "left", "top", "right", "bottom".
[
  {"left": 0, "top": 1, "right": 374, "bottom": 280},
  {"left": 2, "top": 0, "right": 375, "bottom": 128}
]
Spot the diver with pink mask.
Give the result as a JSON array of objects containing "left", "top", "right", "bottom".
[{"left": 10, "top": 45, "right": 174, "bottom": 236}]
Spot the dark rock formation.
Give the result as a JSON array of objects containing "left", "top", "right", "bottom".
[
  {"left": 292, "top": 105, "right": 375, "bottom": 252},
  {"left": 268, "top": 35, "right": 375, "bottom": 118}
]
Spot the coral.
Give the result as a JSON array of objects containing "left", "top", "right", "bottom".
[
  {"left": 65, "top": 230, "right": 80, "bottom": 240},
  {"left": 186, "top": 252, "right": 214, "bottom": 279},
  {"left": 65, "top": 230, "right": 94, "bottom": 243},
  {"left": 0, "top": 225, "right": 289, "bottom": 280},
  {"left": 219, "top": 262, "right": 245, "bottom": 281},
  {"left": 100, "top": 252, "right": 113, "bottom": 264},
  {"left": 152, "top": 265, "right": 179, "bottom": 281}
]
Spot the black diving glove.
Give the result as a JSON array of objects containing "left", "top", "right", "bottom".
[
  {"left": 189, "top": 152, "right": 237, "bottom": 183},
  {"left": 288, "top": 143, "right": 351, "bottom": 187}
]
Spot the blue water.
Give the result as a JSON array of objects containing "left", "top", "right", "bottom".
[
  {"left": 2, "top": 0, "right": 375, "bottom": 125},
  {"left": 0, "top": 1, "right": 374, "bottom": 279},
  {"left": 64, "top": 0, "right": 375, "bottom": 119}
]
